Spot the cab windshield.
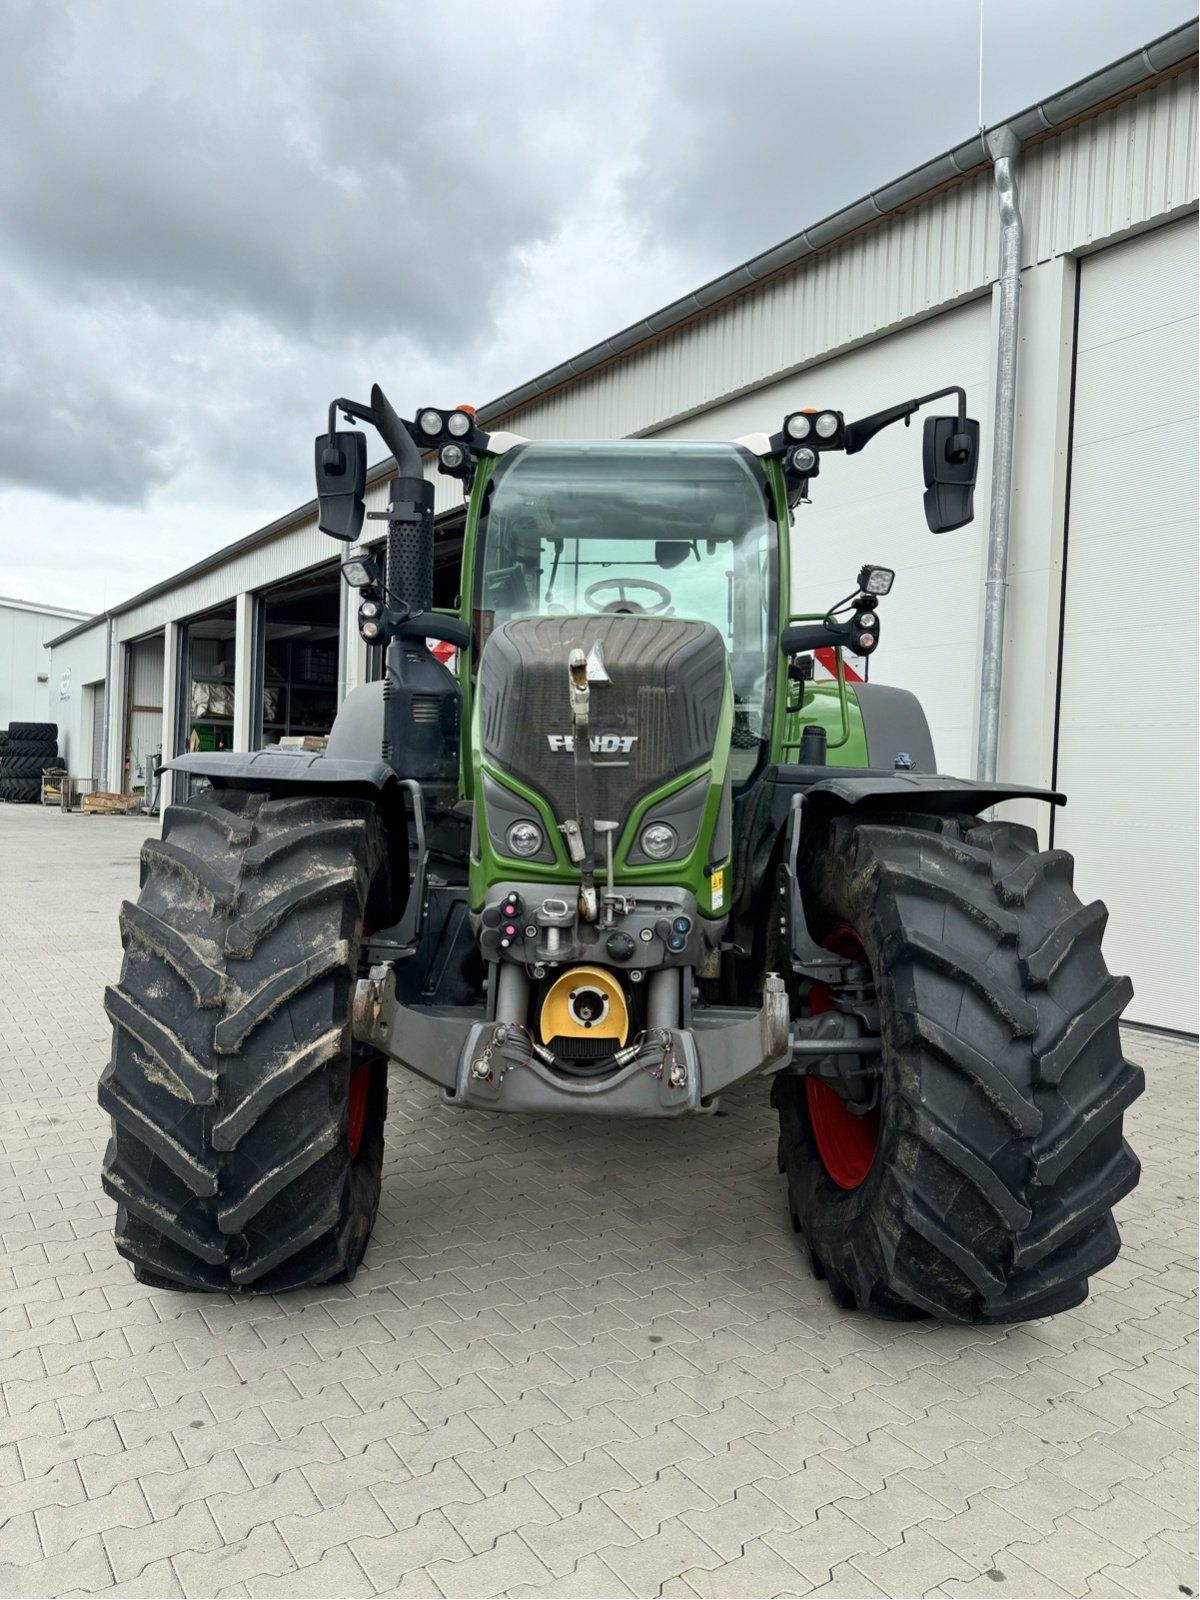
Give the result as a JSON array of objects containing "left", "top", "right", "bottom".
[{"left": 475, "top": 440, "right": 776, "bottom": 783}]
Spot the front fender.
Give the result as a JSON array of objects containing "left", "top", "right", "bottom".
[
  {"left": 800, "top": 772, "right": 1064, "bottom": 816},
  {"left": 164, "top": 749, "right": 399, "bottom": 794}
]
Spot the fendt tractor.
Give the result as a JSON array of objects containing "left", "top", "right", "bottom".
[{"left": 100, "top": 380, "right": 1144, "bottom": 1323}]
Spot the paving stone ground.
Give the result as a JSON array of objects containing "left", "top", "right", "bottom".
[{"left": 0, "top": 803, "right": 1195, "bottom": 1600}]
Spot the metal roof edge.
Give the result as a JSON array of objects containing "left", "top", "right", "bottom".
[
  {"left": 474, "top": 19, "right": 1197, "bottom": 424},
  {"left": 79, "top": 20, "right": 1196, "bottom": 632}
]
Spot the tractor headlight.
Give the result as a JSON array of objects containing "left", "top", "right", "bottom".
[
  {"left": 361, "top": 620, "right": 382, "bottom": 641},
  {"left": 790, "top": 446, "right": 817, "bottom": 474},
  {"left": 815, "top": 410, "right": 840, "bottom": 439},
  {"left": 639, "top": 822, "right": 678, "bottom": 860},
  {"left": 858, "top": 564, "right": 895, "bottom": 596},
  {"left": 785, "top": 413, "right": 812, "bottom": 441},
  {"left": 359, "top": 599, "right": 382, "bottom": 619},
  {"left": 439, "top": 443, "right": 466, "bottom": 471},
  {"left": 858, "top": 611, "right": 876, "bottom": 628},
  {"left": 446, "top": 410, "right": 473, "bottom": 438},
  {"left": 417, "top": 409, "right": 443, "bottom": 437},
  {"left": 505, "top": 820, "right": 545, "bottom": 858}
]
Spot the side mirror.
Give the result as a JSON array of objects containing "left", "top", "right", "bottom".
[
  {"left": 922, "top": 414, "right": 979, "bottom": 533},
  {"left": 315, "top": 430, "right": 367, "bottom": 542}
]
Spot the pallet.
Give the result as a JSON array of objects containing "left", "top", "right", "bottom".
[{"left": 83, "top": 791, "right": 143, "bottom": 815}]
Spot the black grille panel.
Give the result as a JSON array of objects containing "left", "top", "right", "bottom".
[{"left": 478, "top": 615, "right": 725, "bottom": 837}]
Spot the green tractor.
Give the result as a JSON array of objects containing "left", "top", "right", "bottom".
[{"left": 100, "top": 381, "right": 1143, "bottom": 1321}]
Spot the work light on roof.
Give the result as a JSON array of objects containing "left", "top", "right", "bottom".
[
  {"left": 815, "top": 411, "right": 841, "bottom": 439},
  {"left": 417, "top": 409, "right": 443, "bottom": 437},
  {"left": 446, "top": 410, "right": 473, "bottom": 438},
  {"left": 785, "top": 413, "right": 812, "bottom": 441}
]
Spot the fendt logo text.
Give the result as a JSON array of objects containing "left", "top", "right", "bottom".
[{"left": 547, "top": 734, "right": 637, "bottom": 754}]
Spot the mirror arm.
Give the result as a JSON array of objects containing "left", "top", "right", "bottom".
[
  {"left": 844, "top": 384, "right": 967, "bottom": 455},
  {"left": 329, "top": 396, "right": 375, "bottom": 437}
]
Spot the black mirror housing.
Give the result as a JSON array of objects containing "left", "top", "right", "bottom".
[
  {"left": 922, "top": 414, "right": 979, "bottom": 533},
  {"left": 315, "top": 430, "right": 367, "bottom": 542}
]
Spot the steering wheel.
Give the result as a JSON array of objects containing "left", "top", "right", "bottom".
[{"left": 582, "top": 578, "right": 673, "bottom": 615}]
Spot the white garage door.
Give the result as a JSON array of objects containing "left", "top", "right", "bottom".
[{"left": 1056, "top": 216, "right": 1198, "bottom": 1033}]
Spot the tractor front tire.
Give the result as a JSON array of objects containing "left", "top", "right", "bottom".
[
  {"left": 774, "top": 810, "right": 1143, "bottom": 1323},
  {"left": 100, "top": 789, "right": 391, "bottom": 1292}
]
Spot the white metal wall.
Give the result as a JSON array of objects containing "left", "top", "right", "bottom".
[
  {"left": 34, "top": 616, "right": 107, "bottom": 769},
  {"left": 489, "top": 72, "right": 1196, "bottom": 455},
  {"left": 658, "top": 300, "right": 995, "bottom": 782},
  {"left": 0, "top": 602, "right": 92, "bottom": 732},
  {"left": 1055, "top": 216, "right": 1198, "bottom": 1032}
]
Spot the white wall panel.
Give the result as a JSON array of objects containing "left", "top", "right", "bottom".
[
  {"left": 1056, "top": 215, "right": 1198, "bottom": 1032},
  {"left": 656, "top": 300, "right": 994, "bottom": 781},
  {"left": 45, "top": 619, "right": 108, "bottom": 776}
]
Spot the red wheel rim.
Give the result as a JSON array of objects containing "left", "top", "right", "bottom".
[
  {"left": 348, "top": 1065, "right": 370, "bottom": 1159},
  {"left": 805, "top": 925, "right": 880, "bottom": 1190}
]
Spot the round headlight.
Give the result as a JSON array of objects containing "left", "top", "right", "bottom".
[
  {"left": 439, "top": 443, "right": 466, "bottom": 470},
  {"left": 418, "top": 409, "right": 443, "bottom": 437},
  {"left": 361, "top": 620, "right": 381, "bottom": 640},
  {"left": 505, "top": 820, "right": 544, "bottom": 858},
  {"left": 639, "top": 822, "right": 678, "bottom": 860},
  {"left": 815, "top": 411, "right": 840, "bottom": 439},
  {"left": 791, "top": 446, "right": 817, "bottom": 474},
  {"left": 359, "top": 599, "right": 381, "bottom": 619},
  {"left": 446, "top": 411, "right": 472, "bottom": 438},
  {"left": 786, "top": 413, "right": 812, "bottom": 441},
  {"left": 858, "top": 611, "right": 876, "bottom": 628}
]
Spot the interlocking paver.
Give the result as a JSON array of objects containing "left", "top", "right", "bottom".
[{"left": 0, "top": 804, "right": 1195, "bottom": 1598}]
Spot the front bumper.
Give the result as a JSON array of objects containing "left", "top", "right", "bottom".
[{"left": 353, "top": 966, "right": 791, "bottom": 1117}]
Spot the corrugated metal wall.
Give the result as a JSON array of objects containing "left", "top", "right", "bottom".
[
  {"left": 108, "top": 68, "right": 1196, "bottom": 610},
  {"left": 493, "top": 70, "right": 1197, "bottom": 449}
]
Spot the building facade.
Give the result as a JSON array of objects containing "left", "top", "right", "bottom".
[
  {"left": 48, "top": 29, "right": 1199, "bottom": 1029},
  {"left": 1, "top": 596, "right": 93, "bottom": 734}
]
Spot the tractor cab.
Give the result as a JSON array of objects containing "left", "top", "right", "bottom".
[{"left": 473, "top": 439, "right": 777, "bottom": 786}]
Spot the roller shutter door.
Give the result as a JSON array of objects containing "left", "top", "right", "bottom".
[{"left": 1056, "top": 217, "right": 1198, "bottom": 1032}]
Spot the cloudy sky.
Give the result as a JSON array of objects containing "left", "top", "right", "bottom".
[{"left": 1, "top": 0, "right": 1192, "bottom": 614}]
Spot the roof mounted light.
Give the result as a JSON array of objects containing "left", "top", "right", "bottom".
[
  {"left": 446, "top": 410, "right": 473, "bottom": 438},
  {"left": 417, "top": 409, "right": 443, "bottom": 437},
  {"left": 815, "top": 410, "right": 841, "bottom": 440},
  {"left": 785, "top": 412, "right": 812, "bottom": 441}
]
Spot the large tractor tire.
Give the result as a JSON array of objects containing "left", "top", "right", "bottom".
[
  {"left": 774, "top": 810, "right": 1142, "bottom": 1323},
  {"left": 100, "top": 789, "right": 393, "bottom": 1292}
]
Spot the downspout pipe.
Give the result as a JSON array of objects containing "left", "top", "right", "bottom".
[{"left": 976, "top": 125, "right": 1024, "bottom": 783}]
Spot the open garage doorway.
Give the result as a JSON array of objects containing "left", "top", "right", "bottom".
[
  {"left": 121, "top": 631, "right": 164, "bottom": 800},
  {"left": 255, "top": 563, "right": 341, "bottom": 748}
]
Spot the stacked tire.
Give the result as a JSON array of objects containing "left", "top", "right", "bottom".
[{"left": 0, "top": 721, "right": 61, "bottom": 803}]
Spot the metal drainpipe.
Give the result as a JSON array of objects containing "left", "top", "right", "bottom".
[
  {"left": 100, "top": 614, "right": 114, "bottom": 790},
  {"left": 976, "top": 125, "right": 1024, "bottom": 783}
]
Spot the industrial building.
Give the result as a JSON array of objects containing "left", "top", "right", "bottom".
[
  {"left": 47, "top": 24, "right": 1198, "bottom": 1031},
  {"left": 0, "top": 595, "right": 93, "bottom": 733}
]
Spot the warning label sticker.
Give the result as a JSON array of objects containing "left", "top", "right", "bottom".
[{"left": 710, "top": 868, "right": 725, "bottom": 911}]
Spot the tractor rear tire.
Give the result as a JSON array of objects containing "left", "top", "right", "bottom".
[
  {"left": 774, "top": 810, "right": 1143, "bottom": 1323},
  {"left": 7, "top": 721, "right": 57, "bottom": 742},
  {"left": 100, "top": 789, "right": 392, "bottom": 1292}
]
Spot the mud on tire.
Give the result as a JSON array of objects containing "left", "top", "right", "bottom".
[
  {"left": 100, "top": 790, "right": 392, "bottom": 1291},
  {"left": 774, "top": 810, "right": 1143, "bottom": 1323}
]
